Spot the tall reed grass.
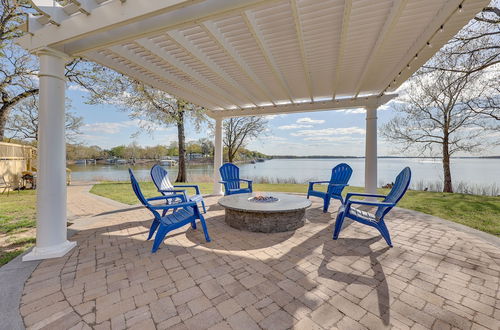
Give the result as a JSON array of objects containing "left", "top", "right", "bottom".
[{"left": 90, "top": 174, "right": 499, "bottom": 196}]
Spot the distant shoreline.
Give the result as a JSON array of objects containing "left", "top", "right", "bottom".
[{"left": 269, "top": 156, "right": 500, "bottom": 159}]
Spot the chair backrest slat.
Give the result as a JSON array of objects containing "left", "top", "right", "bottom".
[
  {"left": 219, "top": 163, "right": 241, "bottom": 190},
  {"left": 129, "top": 169, "right": 149, "bottom": 206},
  {"left": 329, "top": 163, "right": 353, "bottom": 195},
  {"left": 151, "top": 164, "right": 174, "bottom": 194},
  {"left": 376, "top": 167, "right": 411, "bottom": 219}
]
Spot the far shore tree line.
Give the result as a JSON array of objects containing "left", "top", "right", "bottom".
[
  {"left": 1, "top": 0, "right": 499, "bottom": 191},
  {"left": 65, "top": 140, "right": 268, "bottom": 163}
]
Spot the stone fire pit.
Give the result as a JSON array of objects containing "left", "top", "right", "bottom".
[{"left": 218, "top": 192, "right": 312, "bottom": 233}]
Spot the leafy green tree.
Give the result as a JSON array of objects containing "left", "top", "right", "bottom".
[{"left": 109, "top": 145, "right": 126, "bottom": 158}]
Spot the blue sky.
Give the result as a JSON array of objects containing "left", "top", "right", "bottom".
[{"left": 69, "top": 85, "right": 499, "bottom": 156}]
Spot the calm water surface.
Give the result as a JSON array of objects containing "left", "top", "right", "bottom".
[{"left": 68, "top": 158, "right": 499, "bottom": 188}]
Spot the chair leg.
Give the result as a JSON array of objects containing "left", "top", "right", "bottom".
[
  {"left": 191, "top": 221, "right": 197, "bottom": 229},
  {"left": 199, "top": 215, "right": 211, "bottom": 242},
  {"left": 152, "top": 225, "right": 170, "bottom": 253},
  {"left": 147, "top": 219, "right": 160, "bottom": 240},
  {"left": 333, "top": 209, "right": 346, "bottom": 240},
  {"left": 323, "top": 196, "right": 331, "bottom": 213},
  {"left": 201, "top": 200, "right": 207, "bottom": 213},
  {"left": 377, "top": 220, "right": 393, "bottom": 247}
]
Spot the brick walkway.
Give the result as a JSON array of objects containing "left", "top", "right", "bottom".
[{"left": 19, "top": 184, "right": 500, "bottom": 329}]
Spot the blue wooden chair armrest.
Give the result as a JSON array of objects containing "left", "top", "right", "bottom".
[
  {"left": 147, "top": 194, "right": 186, "bottom": 202},
  {"left": 174, "top": 184, "right": 201, "bottom": 195},
  {"left": 346, "top": 199, "right": 395, "bottom": 207},
  {"left": 158, "top": 189, "right": 187, "bottom": 194},
  {"left": 328, "top": 183, "right": 348, "bottom": 187},
  {"left": 219, "top": 179, "right": 251, "bottom": 184},
  {"left": 345, "top": 192, "right": 386, "bottom": 201},
  {"left": 309, "top": 180, "right": 330, "bottom": 185},
  {"left": 150, "top": 201, "right": 197, "bottom": 210}
]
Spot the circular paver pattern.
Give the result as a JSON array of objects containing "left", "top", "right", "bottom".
[
  {"left": 17, "top": 186, "right": 500, "bottom": 330},
  {"left": 218, "top": 193, "right": 312, "bottom": 232}
]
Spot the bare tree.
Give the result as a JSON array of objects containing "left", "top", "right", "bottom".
[
  {"left": 0, "top": 0, "right": 38, "bottom": 139},
  {"left": 381, "top": 58, "right": 497, "bottom": 193},
  {"left": 424, "top": 1, "right": 500, "bottom": 121},
  {"left": 0, "top": 1, "right": 99, "bottom": 139},
  {"left": 5, "top": 95, "right": 83, "bottom": 142},
  {"left": 86, "top": 71, "right": 206, "bottom": 182},
  {"left": 223, "top": 117, "right": 267, "bottom": 163}
]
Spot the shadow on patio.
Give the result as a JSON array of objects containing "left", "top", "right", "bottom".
[{"left": 19, "top": 195, "right": 500, "bottom": 329}]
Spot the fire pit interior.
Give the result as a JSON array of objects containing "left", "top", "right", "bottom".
[{"left": 248, "top": 195, "right": 279, "bottom": 203}]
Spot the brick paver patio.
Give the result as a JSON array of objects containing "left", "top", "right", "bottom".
[{"left": 19, "top": 184, "right": 500, "bottom": 329}]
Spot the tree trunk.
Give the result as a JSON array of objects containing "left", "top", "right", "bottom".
[
  {"left": 227, "top": 146, "right": 234, "bottom": 163},
  {"left": 442, "top": 139, "right": 453, "bottom": 193},
  {"left": 0, "top": 107, "right": 11, "bottom": 141},
  {"left": 175, "top": 109, "right": 187, "bottom": 182}
]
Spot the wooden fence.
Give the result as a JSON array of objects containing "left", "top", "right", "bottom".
[{"left": 0, "top": 142, "right": 36, "bottom": 189}]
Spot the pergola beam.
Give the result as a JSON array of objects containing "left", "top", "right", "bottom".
[
  {"left": 332, "top": 0, "right": 352, "bottom": 98},
  {"left": 290, "top": 0, "right": 313, "bottom": 102},
  {"left": 201, "top": 22, "right": 277, "bottom": 105},
  {"left": 242, "top": 11, "right": 295, "bottom": 103},
  {"left": 167, "top": 29, "right": 258, "bottom": 108},
  {"left": 19, "top": 0, "right": 195, "bottom": 49},
  {"left": 380, "top": 0, "right": 464, "bottom": 93},
  {"left": 208, "top": 94, "right": 397, "bottom": 119},
  {"left": 135, "top": 38, "right": 243, "bottom": 108},
  {"left": 353, "top": 0, "right": 408, "bottom": 97},
  {"left": 108, "top": 45, "right": 228, "bottom": 109},
  {"left": 86, "top": 51, "right": 220, "bottom": 110}
]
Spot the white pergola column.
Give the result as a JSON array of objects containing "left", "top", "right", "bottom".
[
  {"left": 23, "top": 48, "right": 76, "bottom": 262},
  {"left": 212, "top": 117, "right": 224, "bottom": 195},
  {"left": 364, "top": 106, "right": 378, "bottom": 195}
]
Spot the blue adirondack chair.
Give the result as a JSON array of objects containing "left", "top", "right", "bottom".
[
  {"left": 150, "top": 164, "right": 206, "bottom": 213},
  {"left": 219, "top": 163, "right": 253, "bottom": 195},
  {"left": 307, "top": 163, "right": 353, "bottom": 212},
  {"left": 333, "top": 167, "right": 411, "bottom": 247},
  {"left": 129, "top": 169, "right": 210, "bottom": 253}
]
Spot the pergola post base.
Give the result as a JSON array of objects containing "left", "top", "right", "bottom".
[{"left": 23, "top": 241, "right": 77, "bottom": 262}]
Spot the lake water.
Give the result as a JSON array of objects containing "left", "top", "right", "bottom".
[{"left": 68, "top": 158, "right": 499, "bottom": 191}]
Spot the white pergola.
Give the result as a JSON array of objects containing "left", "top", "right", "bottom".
[{"left": 17, "top": 0, "right": 488, "bottom": 261}]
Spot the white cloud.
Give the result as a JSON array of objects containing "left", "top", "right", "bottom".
[
  {"left": 82, "top": 120, "right": 139, "bottom": 134},
  {"left": 296, "top": 117, "right": 325, "bottom": 124},
  {"left": 291, "top": 127, "right": 366, "bottom": 137},
  {"left": 266, "top": 135, "right": 287, "bottom": 141},
  {"left": 337, "top": 108, "right": 366, "bottom": 114},
  {"left": 277, "top": 124, "right": 313, "bottom": 130},
  {"left": 68, "top": 84, "right": 89, "bottom": 93},
  {"left": 264, "top": 114, "right": 286, "bottom": 120},
  {"left": 303, "top": 136, "right": 364, "bottom": 142}
]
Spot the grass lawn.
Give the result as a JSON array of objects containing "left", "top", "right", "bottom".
[
  {"left": 91, "top": 182, "right": 500, "bottom": 236},
  {"left": 0, "top": 190, "right": 36, "bottom": 267}
]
